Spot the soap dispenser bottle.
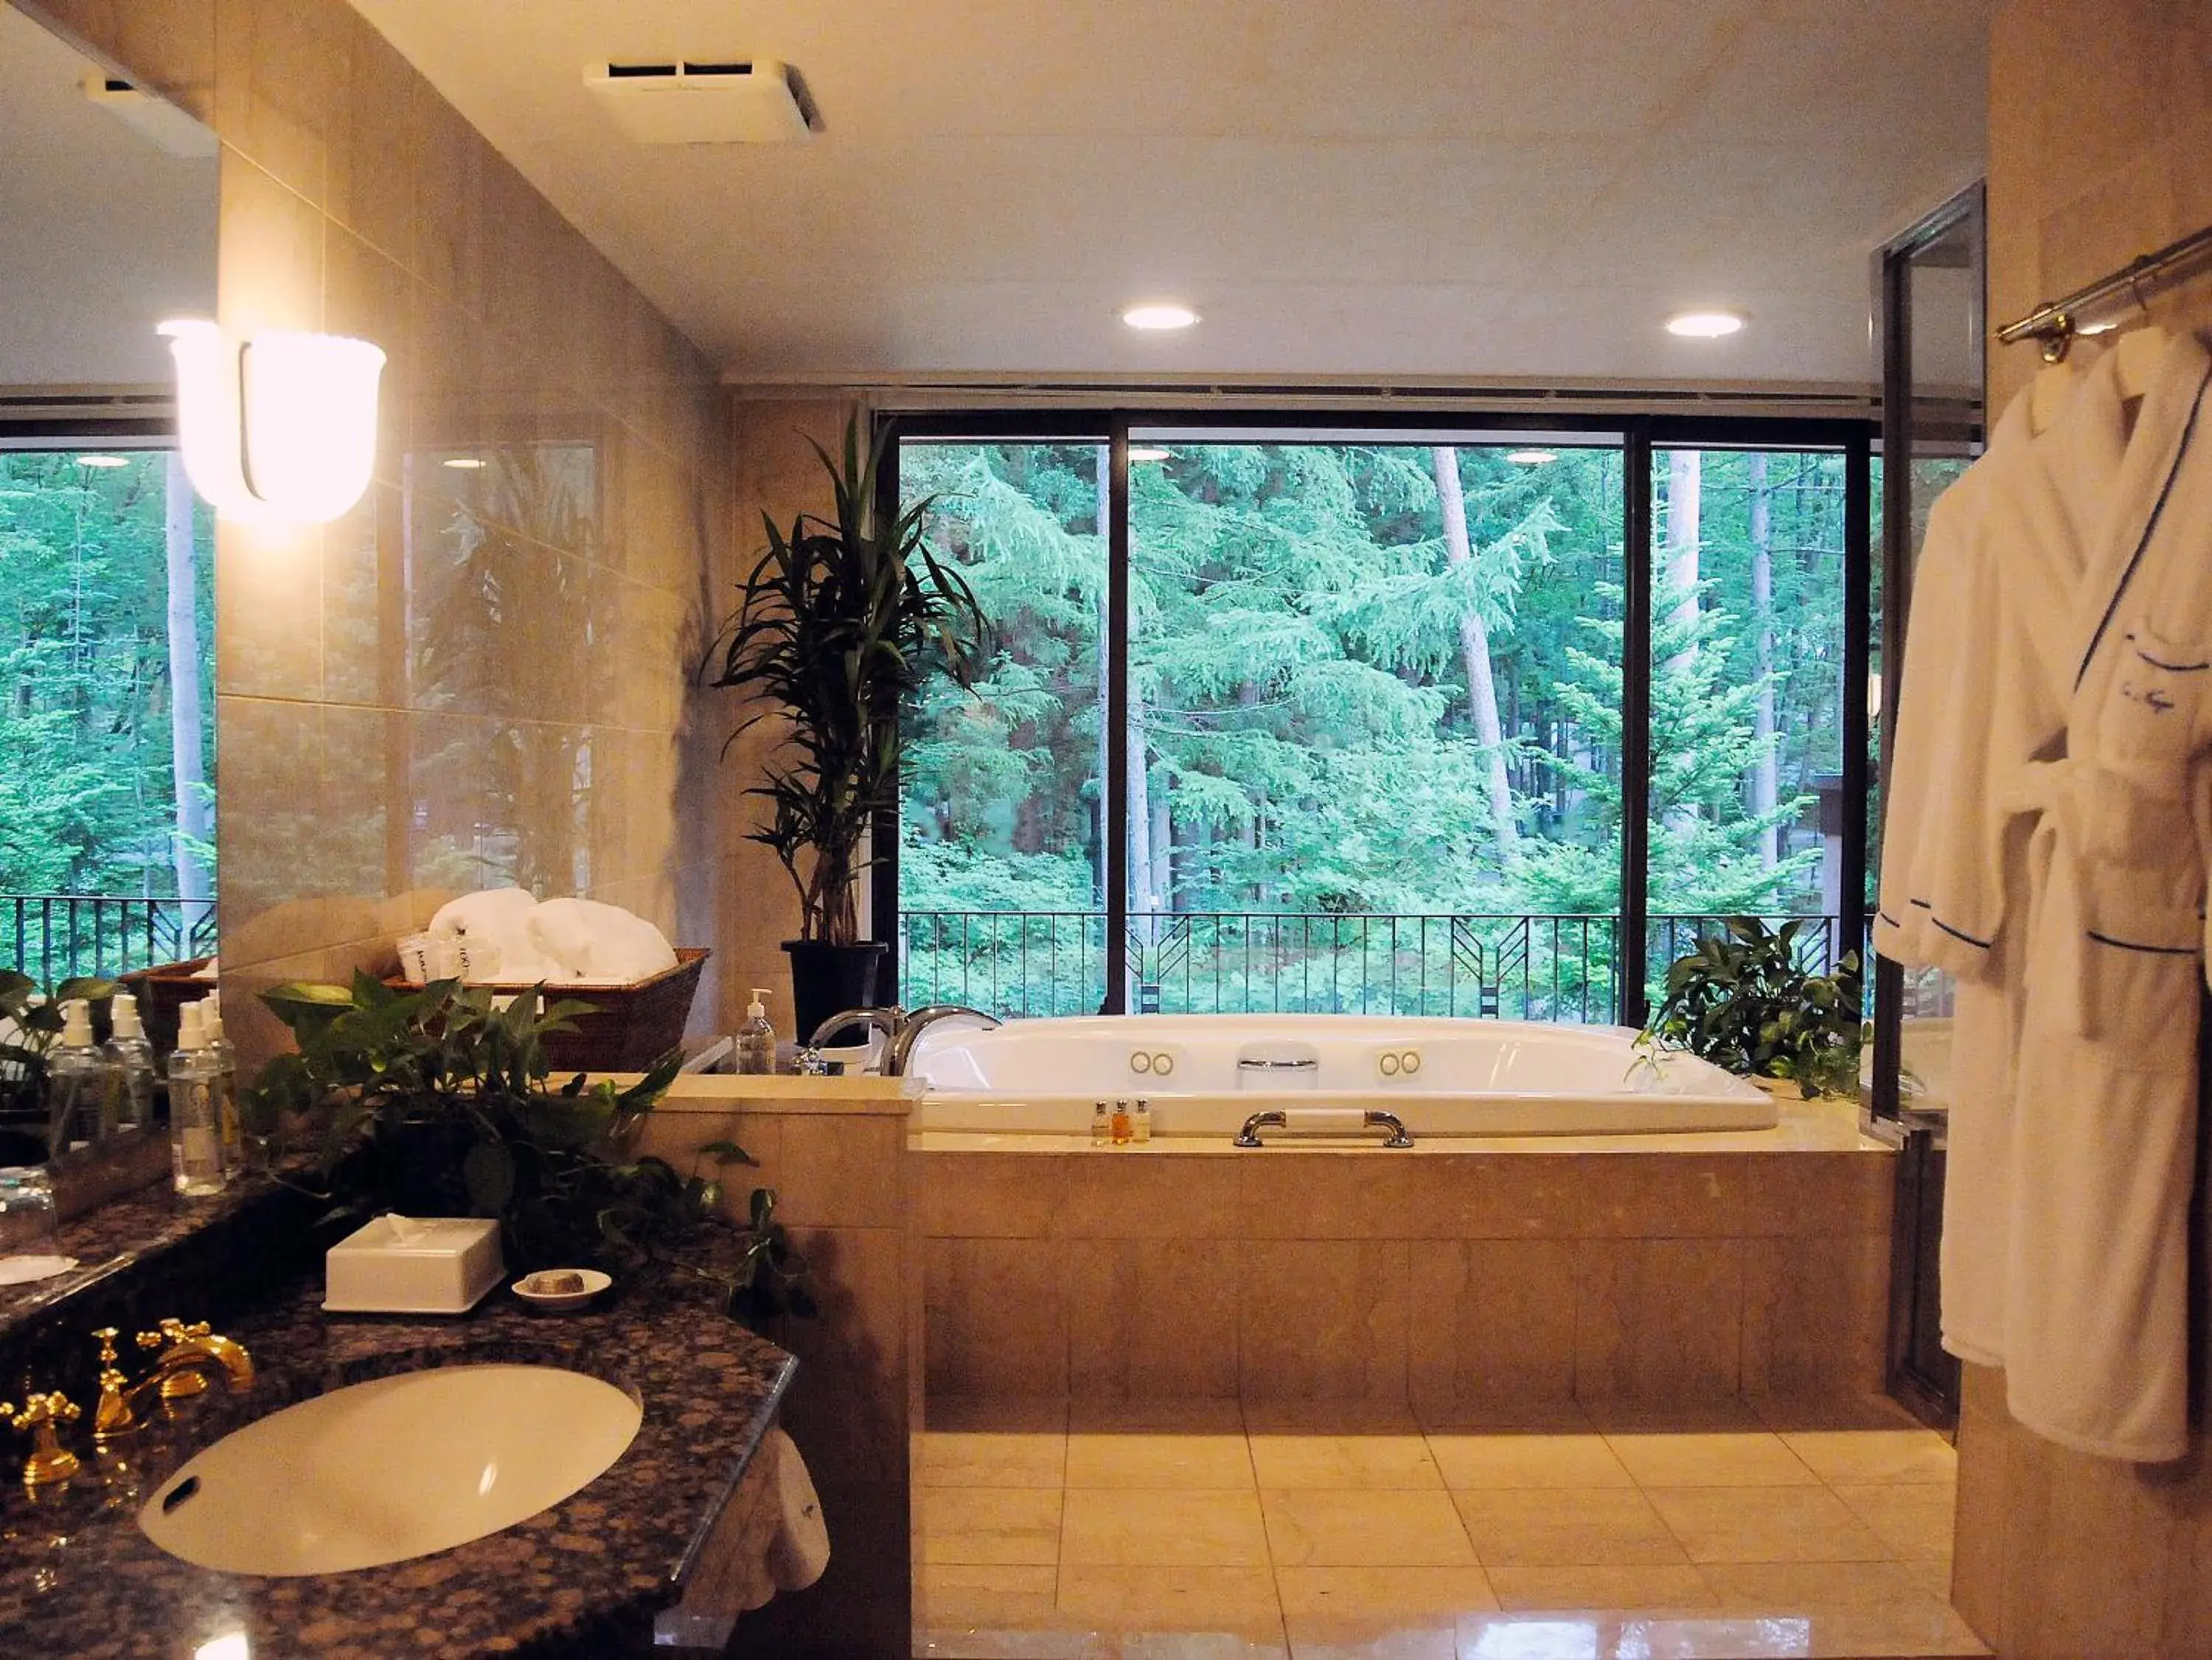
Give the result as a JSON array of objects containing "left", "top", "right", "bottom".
[
  {"left": 46, "top": 998, "right": 122, "bottom": 1151},
  {"left": 102, "top": 991, "right": 158, "bottom": 1131},
  {"left": 736, "top": 988, "right": 778, "bottom": 1074},
  {"left": 167, "top": 1002, "right": 228, "bottom": 1197}
]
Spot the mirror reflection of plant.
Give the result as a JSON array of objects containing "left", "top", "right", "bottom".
[
  {"left": 0, "top": 969, "right": 118, "bottom": 1157},
  {"left": 1640, "top": 917, "right": 1864, "bottom": 1098},
  {"left": 247, "top": 976, "right": 816, "bottom": 1325}
]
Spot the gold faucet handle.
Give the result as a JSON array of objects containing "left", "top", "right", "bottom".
[
  {"left": 136, "top": 1318, "right": 211, "bottom": 1353},
  {"left": 10, "top": 1391, "right": 83, "bottom": 1486},
  {"left": 93, "top": 1326, "right": 122, "bottom": 1370}
]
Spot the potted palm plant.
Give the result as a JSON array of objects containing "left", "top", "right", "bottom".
[{"left": 706, "top": 416, "right": 987, "bottom": 1044}]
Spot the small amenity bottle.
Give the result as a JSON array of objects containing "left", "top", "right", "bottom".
[
  {"left": 46, "top": 999, "right": 123, "bottom": 1151},
  {"left": 102, "top": 991, "right": 158, "bottom": 1131},
  {"left": 1132, "top": 1098, "right": 1152, "bottom": 1144},
  {"left": 1110, "top": 1098, "right": 1133, "bottom": 1146},
  {"left": 201, "top": 991, "right": 240, "bottom": 1155},
  {"left": 1091, "top": 1100, "right": 1110, "bottom": 1146},
  {"left": 736, "top": 988, "right": 777, "bottom": 1075},
  {"left": 168, "top": 1002, "right": 228, "bottom": 1198}
]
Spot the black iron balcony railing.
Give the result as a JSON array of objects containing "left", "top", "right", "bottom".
[
  {"left": 3, "top": 894, "right": 217, "bottom": 988},
  {"left": 898, "top": 909, "right": 1860, "bottom": 1024}
]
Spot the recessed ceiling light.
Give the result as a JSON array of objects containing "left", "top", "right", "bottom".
[
  {"left": 1121, "top": 302, "right": 1199, "bottom": 332},
  {"left": 1128, "top": 446, "right": 1174, "bottom": 462},
  {"left": 1665, "top": 310, "right": 1747, "bottom": 338},
  {"left": 442, "top": 457, "right": 487, "bottom": 470},
  {"left": 74, "top": 453, "right": 130, "bottom": 467},
  {"left": 1504, "top": 449, "right": 1558, "bottom": 465}
]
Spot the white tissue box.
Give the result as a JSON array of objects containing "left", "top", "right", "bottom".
[{"left": 324, "top": 1215, "right": 504, "bottom": 1314}]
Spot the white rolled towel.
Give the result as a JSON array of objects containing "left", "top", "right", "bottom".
[
  {"left": 525, "top": 897, "right": 678, "bottom": 984},
  {"left": 427, "top": 888, "right": 542, "bottom": 981},
  {"left": 762, "top": 1427, "right": 829, "bottom": 1600}
]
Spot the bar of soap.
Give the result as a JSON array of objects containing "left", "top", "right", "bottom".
[{"left": 531, "top": 1271, "right": 586, "bottom": 1294}]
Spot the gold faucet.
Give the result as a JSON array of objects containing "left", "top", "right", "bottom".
[
  {"left": 91, "top": 1319, "right": 254, "bottom": 1445},
  {"left": 5, "top": 1392, "right": 83, "bottom": 1486}
]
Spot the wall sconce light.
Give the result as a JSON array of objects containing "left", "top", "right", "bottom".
[{"left": 159, "top": 319, "right": 385, "bottom": 523}]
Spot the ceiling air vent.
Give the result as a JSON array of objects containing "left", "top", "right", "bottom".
[{"left": 582, "top": 59, "right": 812, "bottom": 144}]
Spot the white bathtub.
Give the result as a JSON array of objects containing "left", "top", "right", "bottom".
[{"left": 906, "top": 1014, "right": 1776, "bottom": 1137}]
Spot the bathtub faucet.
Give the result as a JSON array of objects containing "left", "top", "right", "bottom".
[{"left": 807, "top": 1003, "right": 1002, "bottom": 1075}]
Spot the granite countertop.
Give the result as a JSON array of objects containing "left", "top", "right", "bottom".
[{"left": 0, "top": 1244, "right": 796, "bottom": 1659}]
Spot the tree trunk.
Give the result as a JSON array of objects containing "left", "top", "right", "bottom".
[
  {"left": 163, "top": 454, "right": 213, "bottom": 937},
  {"left": 1431, "top": 447, "right": 1517, "bottom": 857},
  {"left": 1663, "top": 449, "right": 1702, "bottom": 670},
  {"left": 1747, "top": 453, "right": 1778, "bottom": 868},
  {"left": 1128, "top": 690, "right": 1154, "bottom": 913},
  {"left": 1150, "top": 795, "right": 1172, "bottom": 913}
]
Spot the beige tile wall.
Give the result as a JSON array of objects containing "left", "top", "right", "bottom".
[
  {"left": 635, "top": 1090, "right": 919, "bottom": 1659},
  {"left": 922, "top": 1148, "right": 1895, "bottom": 1411},
  {"left": 21, "top": 0, "right": 737, "bottom": 1070},
  {"left": 1952, "top": 6, "right": 2212, "bottom": 1654}
]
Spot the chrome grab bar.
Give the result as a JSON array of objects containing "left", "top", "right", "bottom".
[
  {"left": 1234, "top": 1108, "right": 1413, "bottom": 1148},
  {"left": 1237, "top": 1056, "right": 1318, "bottom": 1070}
]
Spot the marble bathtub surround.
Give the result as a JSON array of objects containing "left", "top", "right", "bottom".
[
  {"left": 921, "top": 1101, "right": 1896, "bottom": 1409},
  {"left": 918, "top": 1393, "right": 1983, "bottom": 1659}
]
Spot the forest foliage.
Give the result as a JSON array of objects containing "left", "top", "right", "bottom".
[
  {"left": 902, "top": 441, "right": 1851, "bottom": 929},
  {"left": 0, "top": 451, "right": 213, "bottom": 899}
]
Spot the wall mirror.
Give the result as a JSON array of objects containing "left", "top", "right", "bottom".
[{"left": 0, "top": 0, "right": 218, "bottom": 1171}]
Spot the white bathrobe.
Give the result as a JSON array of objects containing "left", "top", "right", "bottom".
[{"left": 1881, "top": 331, "right": 2212, "bottom": 1462}]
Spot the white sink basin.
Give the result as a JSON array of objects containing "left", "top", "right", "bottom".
[{"left": 139, "top": 1363, "right": 642, "bottom": 1576}]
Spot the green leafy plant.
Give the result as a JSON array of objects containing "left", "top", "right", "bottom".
[
  {"left": 0, "top": 969, "right": 119, "bottom": 1154},
  {"left": 1641, "top": 917, "right": 1865, "bottom": 1098},
  {"left": 247, "top": 977, "right": 815, "bottom": 1325},
  {"left": 705, "top": 414, "right": 990, "bottom": 944}
]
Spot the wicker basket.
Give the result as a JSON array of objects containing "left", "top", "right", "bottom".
[
  {"left": 120, "top": 955, "right": 218, "bottom": 1059},
  {"left": 390, "top": 947, "right": 711, "bottom": 1073}
]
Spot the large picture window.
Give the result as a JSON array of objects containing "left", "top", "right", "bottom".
[{"left": 890, "top": 416, "right": 1871, "bottom": 1026}]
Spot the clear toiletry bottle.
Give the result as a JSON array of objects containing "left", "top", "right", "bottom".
[
  {"left": 736, "top": 988, "right": 778, "bottom": 1075},
  {"left": 1091, "top": 1100, "right": 1110, "bottom": 1146},
  {"left": 168, "top": 1002, "right": 228, "bottom": 1198},
  {"left": 1132, "top": 1097, "right": 1152, "bottom": 1144},
  {"left": 102, "top": 991, "right": 158, "bottom": 1132},
  {"left": 201, "top": 991, "right": 240, "bottom": 1156},
  {"left": 46, "top": 998, "right": 123, "bottom": 1153},
  {"left": 1110, "top": 1098, "right": 1133, "bottom": 1146}
]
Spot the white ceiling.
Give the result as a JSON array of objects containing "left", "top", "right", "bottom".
[
  {"left": 0, "top": 3, "right": 217, "bottom": 389},
  {"left": 349, "top": 1, "right": 1994, "bottom": 389}
]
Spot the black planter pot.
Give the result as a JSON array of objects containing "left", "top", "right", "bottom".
[{"left": 783, "top": 940, "right": 891, "bottom": 1049}]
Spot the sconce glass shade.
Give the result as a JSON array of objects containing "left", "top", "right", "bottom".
[{"left": 159, "top": 320, "right": 385, "bottom": 523}]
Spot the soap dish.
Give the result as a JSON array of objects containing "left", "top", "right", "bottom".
[
  {"left": 512, "top": 1268, "right": 611, "bottom": 1311},
  {"left": 324, "top": 1215, "right": 504, "bottom": 1314}
]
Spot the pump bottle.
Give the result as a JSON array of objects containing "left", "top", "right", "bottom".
[
  {"left": 102, "top": 991, "right": 158, "bottom": 1132},
  {"left": 168, "top": 1002, "right": 228, "bottom": 1197},
  {"left": 736, "top": 988, "right": 778, "bottom": 1075},
  {"left": 46, "top": 998, "right": 123, "bottom": 1152}
]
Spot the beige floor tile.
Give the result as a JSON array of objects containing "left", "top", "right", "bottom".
[
  {"left": 925, "top": 1430, "right": 1069, "bottom": 1488},
  {"left": 922, "top": 1563, "right": 1063, "bottom": 1627},
  {"left": 1248, "top": 1433, "right": 1444, "bottom": 1490},
  {"left": 1062, "top": 1488, "right": 1273, "bottom": 1566},
  {"left": 1451, "top": 1487, "right": 1688, "bottom": 1567},
  {"left": 1699, "top": 1559, "right": 1936, "bottom": 1608},
  {"left": 1242, "top": 1398, "right": 1422, "bottom": 1434},
  {"left": 1779, "top": 1428, "right": 1958, "bottom": 1485},
  {"left": 1603, "top": 1431, "right": 1820, "bottom": 1488},
  {"left": 931, "top": 1397, "right": 1071, "bottom": 1434},
  {"left": 1071, "top": 1398, "right": 1248, "bottom": 1435},
  {"left": 1274, "top": 1565, "right": 1499, "bottom": 1619},
  {"left": 1425, "top": 1431, "right": 1635, "bottom": 1490},
  {"left": 1830, "top": 1481, "right": 1956, "bottom": 1560},
  {"left": 1484, "top": 1563, "right": 1717, "bottom": 1611},
  {"left": 1066, "top": 1431, "right": 1256, "bottom": 1490},
  {"left": 1263, "top": 1488, "right": 1478, "bottom": 1567},
  {"left": 1281, "top": 1616, "right": 1458, "bottom": 1659},
  {"left": 922, "top": 1487, "right": 1065, "bottom": 1565},
  {"left": 1902, "top": 1556, "right": 1956, "bottom": 1597},
  {"left": 918, "top": 1627, "right": 1099, "bottom": 1660},
  {"left": 1057, "top": 1564, "right": 1284, "bottom": 1635},
  {"left": 1643, "top": 1485, "right": 1891, "bottom": 1564},
  {"left": 1105, "top": 1635, "right": 1290, "bottom": 1660},
  {"left": 1451, "top": 1613, "right": 1823, "bottom": 1659},
  {"left": 1797, "top": 1600, "right": 1992, "bottom": 1657}
]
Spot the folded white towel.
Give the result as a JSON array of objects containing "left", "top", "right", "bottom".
[{"left": 526, "top": 898, "right": 678, "bottom": 984}]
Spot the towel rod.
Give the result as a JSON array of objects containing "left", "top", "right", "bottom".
[{"left": 1997, "top": 222, "right": 2212, "bottom": 361}]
